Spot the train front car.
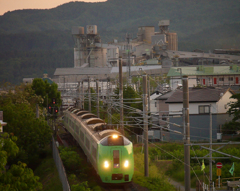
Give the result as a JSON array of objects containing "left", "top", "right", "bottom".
[{"left": 97, "top": 131, "right": 134, "bottom": 184}]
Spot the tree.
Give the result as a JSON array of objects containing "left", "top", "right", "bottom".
[
  {"left": 223, "top": 93, "right": 240, "bottom": 134},
  {"left": 0, "top": 133, "right": 42, "bottom": 191},
  {"left": 0, "top": 83, "right": 51, "bottom": 165},
  {"left": 114, "top": 85, "right": 143, "bottom": 134},
  {"left": 31, "top": 78, "right": 61, "bottom": 107}
]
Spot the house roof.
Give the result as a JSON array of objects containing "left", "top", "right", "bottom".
[
  {"left": 54, "top": 65, "right": 162, "bottom": 76},
  {"left": 155, "top": 91, "right": 174, "bottom": 100},
  {"left": 167, "top": 65, "right": 240, "bottom": 77},
  {"left": 42, "top": 78, "right": 53, "bottom": 85},
  {"left": 165, "top": 87, "right": 231, "bottom": 103}
]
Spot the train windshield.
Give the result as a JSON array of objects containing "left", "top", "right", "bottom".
[
  {"left": 100, "top": 135, "right": 131, "bottom": 146},
  {"left": 108, "top": 136, "right": 124, "bottom": 146}
]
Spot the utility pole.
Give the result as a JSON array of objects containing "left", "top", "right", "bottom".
[
  {"left": 119, "top": 57, "right": 124, "bottom": 135},
  {"left": 81, "top": 81, "right": 84, "bottom": 110},
  {"left": 88, "top": 77, "right": 91, "bottom": 112},
  {"left": 143, "top": 75, "right": 149, "bottom": 177},
  {"left": 183, "top": 76, "right": 190, "bottom": 191},
  {"left": 126, "top": 33, "right": 131, "bottom": 84},
  {"left": 148, "top": 78, "right": 151, "bottom": 126},
  {"left": 78, "top": 81, "right": 81, "bottom": 109},
  {"left": 96, "top": 79, "right": 99, "bottom": 118},
  {"left": 107, "top": 77, "right": 112, "bottom": 125},
  {"left": 209, "top": 104, "right": 213, "bottom": 191}
]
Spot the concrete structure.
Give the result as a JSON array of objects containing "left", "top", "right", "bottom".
[
  {"left": 53, "top": 65, "right": 165, "bottom": 83},
  {"left": 137, "top": 26, "right": 155, "bottom": 44}
]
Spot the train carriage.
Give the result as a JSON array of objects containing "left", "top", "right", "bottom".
[{"left": 63, "top": 107, "right": 134, "bottom": 183}]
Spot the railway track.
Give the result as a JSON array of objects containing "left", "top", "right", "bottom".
[{"left": 58, "top": 124, "right": 146, "bottom": 191}]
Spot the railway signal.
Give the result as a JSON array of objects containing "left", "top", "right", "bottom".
[
  {"left": 48, "top": 105, "right": 52, "bottom": 113},
  {"left": 54, "top": 107, "right": 58, "bottom": 114},
  {"left": 52, "top": 98, "right": 56, "bottom": 105}
]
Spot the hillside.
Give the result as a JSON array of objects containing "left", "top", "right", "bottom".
[{"left": 0, "top": 0, "right": 239, "bottom": 84}]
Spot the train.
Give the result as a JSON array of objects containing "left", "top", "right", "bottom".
[{"left": 63, "top": 107, "right": 134, "bottom": 184}]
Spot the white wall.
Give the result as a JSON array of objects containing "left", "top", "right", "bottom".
[
  {"left": 169, "top": 102, "right": 218, "bottom": 115},
  {"left": 216, "top": 91, "right": 237, "bottom": 113},
  {"left": 170, "top": 77, "right": 197, "bottom": 90},
  {"left": 150, "top": 100, "right": 158, "bottom": 113}
]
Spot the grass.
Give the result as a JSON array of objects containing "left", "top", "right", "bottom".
[
  {"left": 133, "top": 148, "right": 176, "bottom": 191},
  {"left": 34, "top": 149, "right": 63, "bottom": 191}
]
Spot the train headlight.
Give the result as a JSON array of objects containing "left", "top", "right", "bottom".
[
  {"left": 124, "top": 160, "right": 129, "bottom": 168},
  {"left": 112, "top": 134, "right": 118, "bottom": 139},
  {"left": 104, "top": 161, "right": 109, "bottom": 168}
]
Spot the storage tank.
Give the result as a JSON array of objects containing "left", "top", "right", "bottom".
[
  {"left": 167, "top": 33, "right": 178, "bottom": 51},
  {"left": 137, "top": 27, "right": 144, "bottom": 41},
  {"left": 87, "top": 25, "right": 97, "bottom": 35},
  {"left": 74, "top": 48, "right": 86, "bottom": 68},
  {"left": 89, "top": 48, "right": 107, "bottom": 67},
  {"left": 137, "top": 26, "right": 154, "bottom": 43},
  {"left": 144, "top": 26, "right": 155, "bottom": 44},
  {"left": 72, "top": 26, "right": 84, "bottom": 35},
  {"left": 74, "top": 48, "right": 80, "bottom": 67}
]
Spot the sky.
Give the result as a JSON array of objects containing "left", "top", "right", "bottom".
[{"left": 0, "top": 0, "right": 107, "bottom": 16}]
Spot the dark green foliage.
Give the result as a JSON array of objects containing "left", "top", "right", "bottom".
[
  {"left": 223, "top": 93, "right": 240, "bottom": 134},
  {"left": 32, "top": 78, "right": 61, "bottom": 107},
  {"left": 0, "top": 83, "right": 52, "bottom": 165},
  {"left": 59, "top": 147, "right": 84, "bottom": 173},
  {"left": 0, "top": 0, "right": 239, "bottom": 84},
  {"left": 0, "top": 133, "right": 42, "bottom": 190}
]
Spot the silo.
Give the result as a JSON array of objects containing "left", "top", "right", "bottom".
[
  {"left": 74, "top": 48, "right": 80, "bottom": 67},
  {"left": 143, "top": 26, "right": 155, "bottom": 44},
  {"left": 167, "top": 33, "right": 178, "bottom": 51},
  {"left": 90, "top": 48, "right": 107, "bottom": 67},
  {"left": 137, "top": 27, "right": 144, "bottom": 41}
]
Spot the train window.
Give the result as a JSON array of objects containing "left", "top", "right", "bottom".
[
  {"left": 86, "top": 138, "right": 90, "bottom": 150},
  {"left": 108, "top": 136, "right": 124, "bottom": 146},
  {"left": 113, "top": 150, "right": 120, "bottom": 168},
  {"left": 100, "top": 136, "right": 131, "bottom": 146},
  {"left": 80, "top": 130, "right": 84, "bottom": 142},
  {"left": 75, "top": 124, "right": 79, "bottom": 134},
  {"left": 91, "top": 146, "right": 97, "bottom": 159}
]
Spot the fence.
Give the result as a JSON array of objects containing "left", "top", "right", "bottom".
[{"left": 52, "top": 136, "right": 71, "bottom": 191}]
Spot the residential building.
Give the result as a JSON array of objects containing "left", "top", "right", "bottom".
[
  {"left": 164, "top": 87, "right": 237, "bottom": 141},
  {"left": 167, "top": 65, "right": 240, "bottom": 90}
]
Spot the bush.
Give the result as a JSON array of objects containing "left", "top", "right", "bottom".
[{"left": 59, "top": 147, "right": 83, "bottom": 173}]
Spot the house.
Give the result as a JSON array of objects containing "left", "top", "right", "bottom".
[
  {"left": 153, "top": 91, "right": 174, "bottom": 127},
  {"left": 167, "top": 65, "right": 240, "bottom": 90},
  {"left": 164, "top": 87, "right": 237, "bottom": 141},
  {"left": 149, "top": 91, "right": 162, "bottom": 115}
]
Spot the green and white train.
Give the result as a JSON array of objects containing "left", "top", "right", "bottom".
[{"left": 63, "top": 107, "right": 134, "bottom": 183}]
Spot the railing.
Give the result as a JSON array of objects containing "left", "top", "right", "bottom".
[{"left": 52, "top": 136, "right": 71, "bottom": 191}]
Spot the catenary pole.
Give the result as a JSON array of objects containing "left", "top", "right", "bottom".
[
  {"left": 183, "top": 76, "right": 190, "bottom": 191},
  {"left": 209, "top": 104, "right": 213, "bottom": 191},
  {"left": 119, "top": 57, "right": 124, "bottom": 135},
  {"left": 96, "top": 79, "right": 99, "bottom": 118},
  {"left": 88, "top": 77, "right": 91, "bottom": 112},
  {"left": 81, "top": 81, "right": 84, "bottom": 109},
  {"left": 143, "top": 75, "right": 149, "bottom": 177}
]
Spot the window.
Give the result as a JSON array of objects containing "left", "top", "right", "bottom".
[
  {"left": 155, "top": 102, "right": 157, "bottom": 107},
  {"left": 85, "top": 138, "right": 90, "bottom": 150},
  {"left": 199, "top": 105, "right": 210, "bottom": 114},
  {"left": 219, "top": 77, "right": 224, "bottom": 81},
  {"left": 80, "top": 130, "right": 84, "bottom": 142},
  {"left": 228, "top": 77, "right": 233, "bottom": 81},
  {"left": 113, "top": 150, "right": 120, "bottom": 168},
  {"left": 91, "top": 146, "right": 97, "bottom": 159}
]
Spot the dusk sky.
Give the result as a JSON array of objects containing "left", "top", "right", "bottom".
[{"left": 0, "top": 0, "right": 107, "bottom": 15}]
